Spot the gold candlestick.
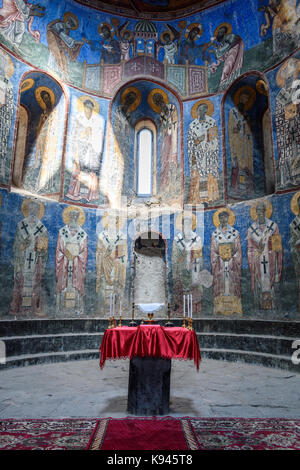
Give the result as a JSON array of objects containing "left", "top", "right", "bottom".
[
  {"left": 182, "top": 316, "right": 186, "bottom": 328},
  {"left": 118, "top": 315, "right": 122, "bottom": 327},
  {"left": 108, "top": 317, "right": 112, "bottom": 329},
  {"left": 130, "top": 302, "right": 137, "bottom": 326}
]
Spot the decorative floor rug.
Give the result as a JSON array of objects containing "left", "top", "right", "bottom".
[{"left": 1, "top": 417, "right": 300, "bottom": 450}]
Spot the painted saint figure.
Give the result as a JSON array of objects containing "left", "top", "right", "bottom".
[
  {"left": 148, "top": 88, "right": 178, "bottom": 198},
  {"left": 289, "top": 192, "right": 300, "bottom": 312},
  {"left": 209, "top": 23, "right": 244, "bottom": 91},
  {"left": 96, "top": 213, "right": 127, "bottom": 315},
  {"left": 32, "top": 86, "right": 59, "bottom": 193},
  {"left": 0, "top": 0, "right": 44, "bottom": 48},
  {"left": 172, "top": 213, "right": 203, "bottom": 314},
  {"left": 177, "top": 23, "right": 203, "bottom": 65},
  {"left": 10, "top": 198, "right": 48, "bottom": 316},
  {"left": 210, "top": 208, "right": 242, "bottom": 315},
  {"left": 47, "top": 12, "right": 87, "bottom": 80},
  {"left": 275, "top": 58, "right": 300, "bottom": 188},
  {"left": 247, "top": 200, "right": 283, "bottom": 310},
  {"left": 66, "top": 96, "right": 105, "bottom": 203},
  {"left": 0, "top": 49, "right": 14, "bottom": 181},
  {"left": 187, "top": 99, "right": 220, "bottom": 205},
  {"left": 98, "top": 22, "right": 121, "bottom": 64},
  {"left": 228, "top": 86, "right": 255, "bottom": 196},
  {"left": 55, "top": 206, "right": 88, "bottom": 315}
]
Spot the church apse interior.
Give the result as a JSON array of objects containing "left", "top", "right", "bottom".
[{"left": 0, "top": 0, "right": 300, "bottom": 444}]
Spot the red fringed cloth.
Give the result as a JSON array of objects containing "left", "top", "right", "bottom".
[{"left": 99, "top": 324, "right": 201, "bottom": 370}]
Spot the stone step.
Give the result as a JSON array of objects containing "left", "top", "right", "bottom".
[
  {"left": 0, "top": 347, "right": 298, "bottom": 372},
  {"left": 0, "top": 331, "right": 296, "bottom": 358}
]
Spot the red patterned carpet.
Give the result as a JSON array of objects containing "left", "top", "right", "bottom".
[{"left": 0, "top": 417, "right": 300, "bottom": 450}]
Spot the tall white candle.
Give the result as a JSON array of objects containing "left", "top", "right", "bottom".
[
  {"left": 113, "top": 294, "right": 116, "bottom": 316},
  {"left": 190, "top": 294, "right": 193, "bottom": 319},
  {"left": 187, "top": 294, "right": 190, "bottom": 317},
  {"left": 110, "top": 294, "right": 112, "bottom": 316},
  {"left": 183, "top": 295, "right": 185, "bottom": 317},
  {"left": 119, "top": 299, "right": 122, "bottom": 317}
]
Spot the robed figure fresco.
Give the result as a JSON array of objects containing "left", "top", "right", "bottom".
[
  {"left": 289, "top": 192, "right": 300, "bottom": 312},
  {"left": 172, "top": 213, "right": 204, "bottom": 314},
  {"left": 66, "top": 96, "right": 105, "bottom": 203},
  {"left": 96, "top": 213, "right": 127, "bottom": 315},
  {"left": 148, "top": 88, "right": 179, "bottom": 198},
  {"left": 0, "top": 49, "right": 14, "bottom": 181},
  {"left": 247, "top": 200, "right": 283, "bottom": 311},
  {"left": 210, "top": 208, "right": 242, "bottom": 315},
  {"left": 187, "top": 99, "right": 220, "bottom": 205},
  {"left": 32, "top": 86, "right": 59, "bottom": 193},
  {"left": 10, "top": 198, "right": 48, "bottom": 316},
  {"left": 56, "top": 206, "right": 88, "bottom": 315},
  {"left": 228, "top": 86, "right": 255, "bottom": 196},
  {"left": 47, "top": 12, "right": 87, "bottom": 80},
  {"left": 0, "top": 0, "right": 44, "bottom": 48},
  {"left": 275, "top": 58, "right": 300, "bottom": 188},
  {"left": 208, "top": 23, "right": 244, "bottom": 91}
]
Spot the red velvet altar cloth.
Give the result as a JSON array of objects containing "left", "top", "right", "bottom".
[{"left": 99, "top": 324, "right": 201, "bottom": 370}]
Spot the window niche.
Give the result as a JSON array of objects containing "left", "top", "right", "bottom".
[
  {"left": 135, "top": 119, "right": 157, "bottom": 198},
  {"left": 224, "top": 74, "right": 275, "bottom": 202}
]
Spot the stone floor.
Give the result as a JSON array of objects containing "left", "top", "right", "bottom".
[{"left": 0, "top": 358, "right": 299, "bottom": 419}]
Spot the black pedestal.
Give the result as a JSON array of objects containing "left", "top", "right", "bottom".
[{"left": 127, "top": 357, "right": 171, "bottom": 416}]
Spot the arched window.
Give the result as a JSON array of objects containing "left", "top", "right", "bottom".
[{"left": 135, "top": 120, "right": 156, "bottom": 197}]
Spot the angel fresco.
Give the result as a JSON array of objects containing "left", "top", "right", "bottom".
[
  {"left": 0, "top": 0, "right": 45, "bottom": 49},
  {"left": 47, "top": 12, "right": 88, "bottom": 80},
  {"left": 157, "top": 24, "right": 182, "bottom": 64}
]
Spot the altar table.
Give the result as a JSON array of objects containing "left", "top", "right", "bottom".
[{"left": 99, "top": 324, "right": 201, "bottom": 415}]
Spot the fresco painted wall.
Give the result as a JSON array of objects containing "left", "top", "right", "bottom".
[
  {"left": 0, "top": 0, "right": 299, "bottom": 320},
  {"left": 0, "top": 187, "right": 299, "bottom": 319}
]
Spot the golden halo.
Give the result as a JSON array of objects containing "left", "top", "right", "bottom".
[
  {"left": 276, "top": 58, "right": 300, "bottom": 88},
  {"left": 175, "top": 212, "right": 197, "bottom": 232},
  {"left": 256, "top": 79, "right": 268, "bottom": 96},
  {"left": 185, "top": 22, "right": 203, "bottom": 39},
  {"left": 148, "top": 88, "right": 169, "bottom": 114},
  {"left": 21, "top": 198, "right": 45, "bottom": 219},
  {"left": 20, "top": 78, "right": 35, "bottom": 93},
  {"left": 63, "top": 12, "right": 79, "bottom": 30},
  {"left": 101, "top": 212, "right": 125, "bottom": 230},
  {"left": 160, "top": 29, "right": 175, "bottom": 43},
  {"left": 35, "top": 86, "right": 56, "bottom": 110},
  {"left": 250, "top": 199, "right": 273, "bottom": 221},
  {"left": 233, "top": 85, "right": 256, "bottom": 111},
  {"left": 62, "top": 206, "right": 86, "bottom": 226},
  {"left": 98, "top": 22, "right": 114, "bottom": 36},
  {"left": 191, "top": 99, "right": 214, "bottom": 119},
  {"left": 76, "top": 95, "right": 100, "bottom": 115},
  {"left": 120, "top": 86, "right": 141, "bottom": 113},
  {"left": 291, "top": 191, "right": 300, "bottom": 215},
  {"left": 214, "top": 22, "right": 232, "bottom": 38},
  {"left": 213, "top": 208, "right": 236, "bottom": 228},
  {"left": 120, "top": 29, "right": 133, "bottom": 41}
]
